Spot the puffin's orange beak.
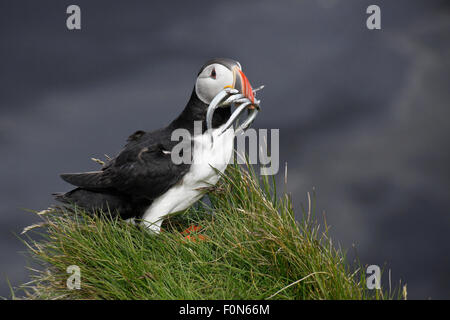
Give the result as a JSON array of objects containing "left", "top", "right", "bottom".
[{"left": 229, "top": 67, "right": 257, "bottom": 109}]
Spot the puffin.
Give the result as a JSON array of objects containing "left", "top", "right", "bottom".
[{"left": 55, "top": 58, "right": 259, "bottom": 233}]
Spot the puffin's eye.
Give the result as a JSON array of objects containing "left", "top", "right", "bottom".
[{"left": 210, "top": 68, "right": 216, "bottom": 79}]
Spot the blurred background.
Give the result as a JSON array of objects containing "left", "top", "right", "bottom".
[{"left": 1, "top": 0, "right": 449, "bottom": 299}]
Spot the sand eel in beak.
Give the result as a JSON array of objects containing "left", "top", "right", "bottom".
[{"left": 54, "top": 58, "right": 263, "bottom": 234}]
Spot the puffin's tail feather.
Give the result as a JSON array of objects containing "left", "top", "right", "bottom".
[
  {"left": 53, "top": 188, "right": 142, "bottom": 220},
  {"left": 60, "top": 171, "right": 109, "bottom": 189},
  {"left": 52, "top": 192, "right": 69, "bottom": 204}
]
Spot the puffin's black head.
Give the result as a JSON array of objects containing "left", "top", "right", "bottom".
[{"left": 195, "top": 58, "right": 256, "bottom": 107}]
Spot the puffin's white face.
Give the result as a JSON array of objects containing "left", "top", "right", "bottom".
[{"left": 195, "top": 63, "right": 235, "bottom": 104}]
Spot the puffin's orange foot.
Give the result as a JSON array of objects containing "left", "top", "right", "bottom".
[
  {"left": 182, "top": 225, "right": 207, "bottom": 242},
  {"left": 182, "top": 225, "right": 202, "bottom": 235}
]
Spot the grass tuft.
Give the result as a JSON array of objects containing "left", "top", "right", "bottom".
[{"left": 17, "top": 163, "right": 400, "bottom": 299}]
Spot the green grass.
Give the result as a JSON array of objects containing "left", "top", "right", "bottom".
[{"left": 17, "top": 163, "right": 402, "bottom": 300}]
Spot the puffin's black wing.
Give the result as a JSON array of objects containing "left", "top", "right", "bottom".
[
  {"left": 60, "top": 130, "right": 191, "bottom": 200},
  {"left": 106, "top": 141, "right": 190, "bottom": 199}
]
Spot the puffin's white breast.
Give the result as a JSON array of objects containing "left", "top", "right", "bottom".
[{"left": 141, "top": 124, "right": 235, "bottom": 232}]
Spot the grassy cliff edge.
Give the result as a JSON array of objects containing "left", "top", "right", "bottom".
[{"left": 18, "top": 163, "right": 400, "bottom": 299}]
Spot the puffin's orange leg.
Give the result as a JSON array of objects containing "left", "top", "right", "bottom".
[
  {"left": 182, "top": 225, "right": 207, "bottom": 241},
  {"left": 182, "top": 225, "right": 202, "bottom": 235}
]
